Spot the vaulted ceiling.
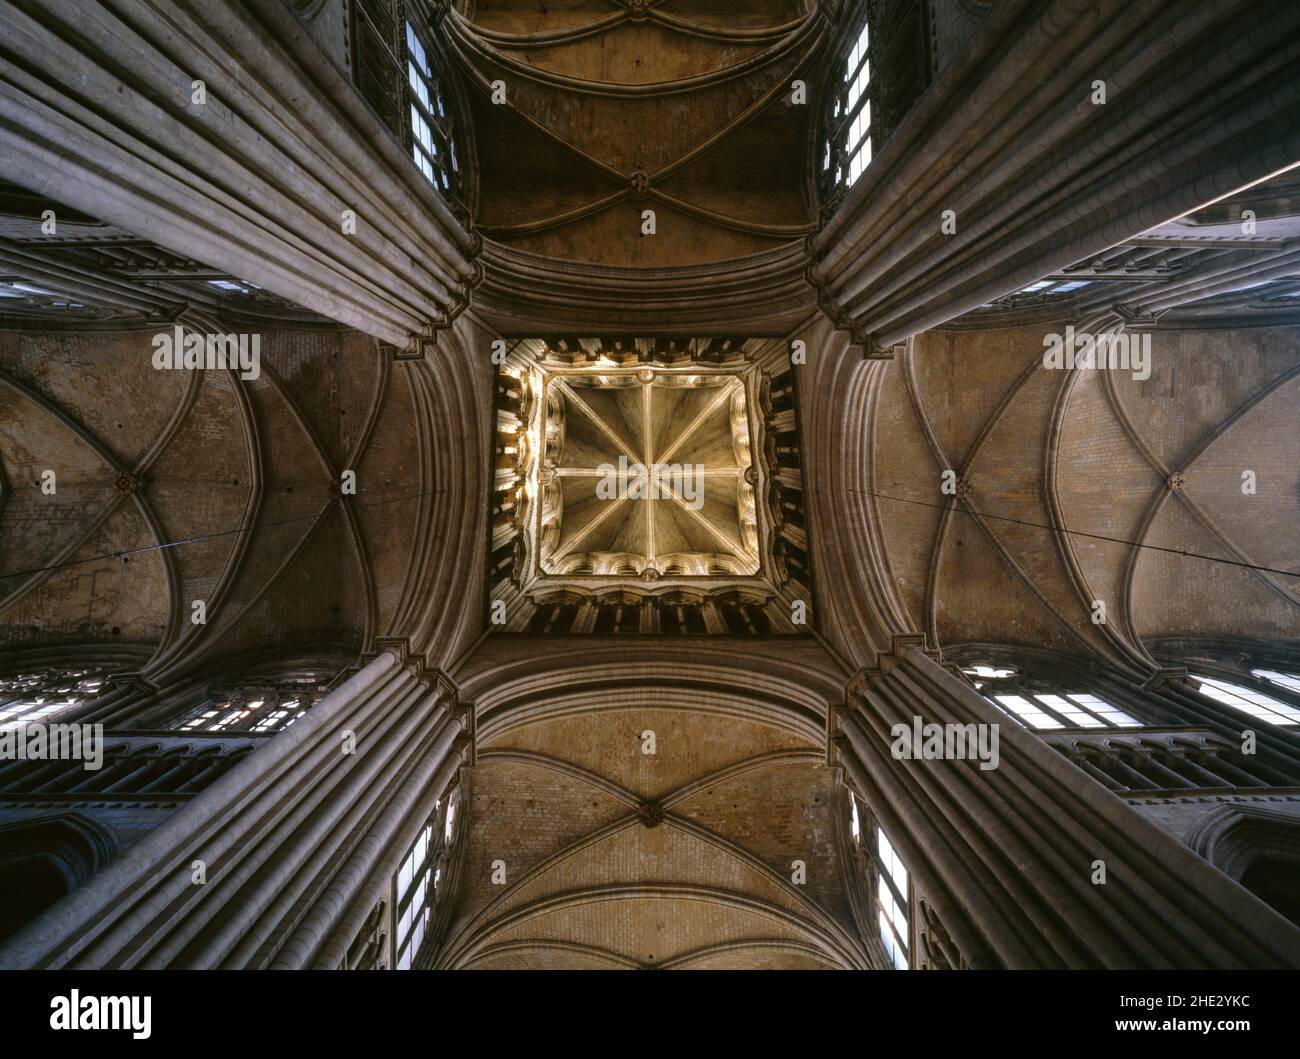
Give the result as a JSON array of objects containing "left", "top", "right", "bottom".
[
  {"left": 449, "top": 0, "right": 823, "bottom": 267},
  {"left": 795, "top": 162, "right": 1300, "bottom": 673},
  {"left": 0, "top": 328, "right": 430, "bottom": 682},
  {"left": 538, "top": 370, "right": 760, "bottom": 577},
  {"left": 0, "top": 0, "right": 1296, "bottom": 973},
  {"left": 869, "top": 322, "right": 1300, "bottom": 670},
  {"left": 442, "top": 639, "right": 863, "bottom": 969}
]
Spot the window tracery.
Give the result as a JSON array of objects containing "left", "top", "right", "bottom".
[
  {"left": 350, "top": 0, "right": 407, "bottom": 134},
  {"left": 875, "top": 824, "right": 910, "bottom": 970},
  {"left": 847, "top": 795, "right": 911, "bottom": 970},
  {"left": 406, "top": 20, "right": 460, "bottom": 195},
  {"left": 818, "top": 1, "right": 933, "bottom": 210},
  {"left": 0, "top": 668, "right": 120, "bottom": 731},
  {"left": 1253, "top": 669, "right": 1300, "bottom": 697},
  {"left": 1190, "top": 673, "right": 1300, "bottom": 728},
  {"left": 348, "top": 3, "right": 462, "bottom": 199},
  {"left": 819, "top": 15, "right": 874, "bottom": 202},
  {"left": 395, "top": 786, "right": 460, "bottom": 971},
  {"left": 961, "top": 663, "right": 1141, "bottom": 730},
  {"left": 169, "top": 669, "right": 335, "bottom": 734}
]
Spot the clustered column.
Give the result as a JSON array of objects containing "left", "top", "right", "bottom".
[
  {"left": 0, "top": 650, "right": 465, "bottom": 969},
  {"left": 833, "top": 639, "right": 1300, "bottom": 968}
]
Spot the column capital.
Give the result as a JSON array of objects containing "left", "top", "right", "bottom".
[
  {"left": 372, "top": 637, "right": 445, "bottom": 685},
  {"left": 104, "top": 671, "right": 159, "bottom": 696},
  {"left": 452, "top": 697, "right": 476, "bottom": 768},
  {"left": 1142, "top": 666, "right": 1195, "bottom": 692},
  {"left": 850, "top": 634, "right": 936, "bottom": 691}
]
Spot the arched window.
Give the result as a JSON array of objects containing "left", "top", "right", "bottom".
[
  {"left": 818, "top": 1, "right": 932, "bottom": 207},
  {"left": 406, "top": 20, "right": 460, "bottom": 195},
  {"left": 846, "top": 794, "right": 910, "bottom": 970},
  {"left": 875, "top": 825, "right": 910, "bottom": 971},
  {"left": 0, "top": 667, "right": 120, "bottom": 730},
  {"left": 1189, "top": 673, "right": 1300, "bottom": 728},
  {"left": 350, "top": 0, "right": 407, "bottom": 134},
  {"left": 347, "top": 2, "right": 462, "bottom": 199},
  {"left": 1253, "top": 669, "right": 1300, "bottom": 696},
  {"left": 395, "top": 787, "right": 460, "bottom": 971},
  {"left": 819, "top": 16, "right": 874, "bottom": 201},
  {"left": 1185, "top": 805, "right": 1300, "bottom": 928},
  {"left": 169, "top": 668, "right": 336, "bottom": 733},
  {"left": 961, "top": 663, "right": 1141, "bottom": 730}
]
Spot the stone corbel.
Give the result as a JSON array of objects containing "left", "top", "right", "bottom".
[
  {"left": 428, "top": 294, "right": 472, "bottom": 344},
  {"left": 425, "top": 250, "right": 482, "bottom": 344},
  {"left": 156, "top": 302, "right": 189, "bottom": 324},
  {"left": 432, "top": 668, "right": 460, "bottom": 710},
  {"left": 827, "top": 733, "right": 852, "bottom": 791},
  {"left": 857, "top": 329, "right": 905, "bottom": 360},
  {"left": 451, "top": 728, "right": 475, "bottom": 769},
  {"left": 833, "top": 636, "right": 936, "bottom": 760},
  {"left": 814, "top": 288, "right": 895, "bottom": 359}
]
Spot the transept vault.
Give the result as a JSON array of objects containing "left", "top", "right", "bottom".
[{"left": 0, "top": 0, "right": 1298, "bottom": 990}]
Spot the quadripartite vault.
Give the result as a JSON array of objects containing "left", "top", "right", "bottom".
[{"left": 489, "top": 339, "right": 811, "bottom": 635}]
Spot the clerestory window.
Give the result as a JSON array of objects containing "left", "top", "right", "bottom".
[
  {"left": 406, "top": 21, "right": 459, "bottom": 194},
  {"left": 820, "top": 16, "right": 874, "bottom": 200},
  {"left": 0, "top": 668, "right": 119, "bottom": 731},
  {"left": 848, "top": 795, "right": 910, "bottom": 970},
  {"left": 1253, "top": 669, "right": 1300, "bottom": 696},
  {"left": 875, "top": 824, "right": 910, "bottom": 970},
  {"left": 171, "top": 670, "right": 334, "bottom": 733},
  {"left": 395, "top": 787, "right": 460, "bottom": 970},
  {"left": 961, "top": 664, "right": 1141, "bottom": 730},
  {"left": 1191, "top": 673, "right": 1300, "bottom": 728}
]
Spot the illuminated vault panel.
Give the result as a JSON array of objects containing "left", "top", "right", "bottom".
[
  {"left": 538, "top": 370, "right": 760, "bottom": 581},
  {"left": 488, "top": 337, "right": 811, "bottom": 635}
]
